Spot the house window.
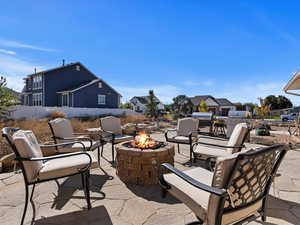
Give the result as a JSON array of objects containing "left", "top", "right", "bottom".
[
  {"left": 32, "top": 93, "right": 42, "bottom": 106},
  {"left": 24, "top": 95, "right": 29, "bottom": 105},
  {"left": 98, "top": 95, "right": 106, "bottom": 105},
  {"left": 32, "top": 75, "right": 42, "bottom": 89},
  {"left": 76, "top": 65, "right": 80, "bottom": 71},
  {"left": 98, "top": 82, "right": 102, "bottom": 88},
  {"left": 61, "top": 93, "right": 69, "bottom": 107}
]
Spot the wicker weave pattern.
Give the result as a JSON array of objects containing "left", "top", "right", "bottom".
[{"left": 224, "top": 149, "right": 281, "bottom": 209}]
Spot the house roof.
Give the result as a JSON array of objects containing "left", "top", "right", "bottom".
[
  {"left": 131, "top": 96, "right": 161, "bottom": 105},
  {"left": 284, "top": 70, "right": 300, "bottom": 96},
  {"left": 189, "top": 95, "right": 216, "bottom": 106},
  {"left": 215, "top": 98, "right": 235, "bottom": 106},
  {"left": 24, "top": 62, "right": 122, "bottom": 96},
  {"left": 56, "top": 79, "right": 100, "bottom": 93}
]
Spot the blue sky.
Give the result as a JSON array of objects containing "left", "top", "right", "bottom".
[{"left": 1, "top": 1, "right": 300, "bottom": 104}]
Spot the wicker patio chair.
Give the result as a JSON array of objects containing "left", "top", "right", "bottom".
[
  {"left": 165, "top": 117, "right": 199, "bottom": 163},
  {"left": 159, "top": 144, "right": 288, "bottom": 225},
  {"left": 48, "top": 118, "right": 102, "bottom": 165},
  {"left": 192, "top": 123, "right": 250, "bottom": 168},
  {"left": 99, "top": 116, "right": 134, "bottom": 163},
  {"left": 2, "top": 127, "right": 96, "bottom": 225}
]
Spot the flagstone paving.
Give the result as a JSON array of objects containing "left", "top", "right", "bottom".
[{"left": 0, "top": 133, "right": 300, "bottom": 225}]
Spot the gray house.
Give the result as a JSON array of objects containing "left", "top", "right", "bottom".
[
  {"left": 130, "top": 96, "right": 165, "bottom": 113},
  {"left": 189, "top": 95, "right": 236, "bottom": 116},
  {"left": 21, "top": 62, "right": 121, "bottom": 108}
]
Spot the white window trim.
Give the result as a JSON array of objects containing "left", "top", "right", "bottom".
[
  {"left": 32, "top": 74, "right": 43, "bottom": 90},
  {"left": 61, "top": 93, "right": 69, "bottom": 107},
  {"left": 32, "top": 93, "right": 43, "bottom": 106},
  {"left": 98, "top": 94, "right": 106, "bottom": 105},
  {"left": 98, "top": 82, "right": 102, "bottom": 88}
]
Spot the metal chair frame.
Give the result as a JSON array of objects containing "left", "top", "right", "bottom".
[
  {"left": 159, "top": 144, "right": 288, "bottom": 225},
  {"left": 165, "top": 129, "right": 199, "bottom": 164},
  {"left": 48, "top": 121, "right": 102, "bottom": 166},
  {"left": 2, "top": 127, "right": 93, "bottom": 225}
]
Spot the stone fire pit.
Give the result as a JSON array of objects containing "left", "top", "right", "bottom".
[{"left": 115, "top": 141, "right": 175, "bottom": 185}]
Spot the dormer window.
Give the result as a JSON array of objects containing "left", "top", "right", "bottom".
[
  {"left": 98, "top": 82, "right": 102, "bottom": 88},
  {"left": 76, "top": 65, "right": 80, "bottom": 71}
]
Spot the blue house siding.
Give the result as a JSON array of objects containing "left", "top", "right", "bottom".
[
  {"left": 73, "top": 81, "right": 119, "bottom": 108},
  {"left": 21, "top": 62, "right": 121, "bottom": 108},
  {"left": 44, "top": 64, "right": 96, "bottom": 106}
]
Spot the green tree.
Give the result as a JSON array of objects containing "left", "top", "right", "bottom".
[
  {"left": 198, "top": 100, "right": 208, "bottom": 112},
  {"left": 0, "top": 77, "right": 19, "bottom": 118},
  {"left": 255, "top": 98, "right": 271, "bottom": 119},
  {"left": 264, "top": 95, "right": 279, "bottom": 110},
  {"left": 277, "top": 95, "right": 293, "bottom": 109},
  {"left": 145, "top": 90, "right": 159, "bottom": 119},
  {"left": 244, "top": 102, "right": 257, "bottom": 112},
  {"left": 264, "top": 95, "right": 293, "bottom": 110}
]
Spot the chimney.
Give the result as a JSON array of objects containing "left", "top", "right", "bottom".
[
  {"left": 62, "top": 59, "right": 65, "bottom": 66},
  {"left": 34, "top": 68, "right": 36, "bottom": 74}
]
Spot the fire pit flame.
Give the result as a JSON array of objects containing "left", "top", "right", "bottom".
[{"left": 131, "top": 131, "right": 160, "bottom": 149}]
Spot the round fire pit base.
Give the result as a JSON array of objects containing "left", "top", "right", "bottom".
[{"left": 115, "top": 141, "right": 175, "bottom": 185}]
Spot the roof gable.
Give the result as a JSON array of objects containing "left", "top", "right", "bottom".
[{"left": 215, "top": 98, "right": 234, "bottom": 106}]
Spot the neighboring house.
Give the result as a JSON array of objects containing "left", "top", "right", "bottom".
[
  {"left": 20, "top": 62, "right": 121, "bottom": 108},
  {"left": 215, "top": 98, "right": 236, "bottom": 116},
  {"left": 130, "top": 96, "right": 165, "bottom": 113},
  {"left": 188, "top": 95, "right": 236, "bottom": 116}
]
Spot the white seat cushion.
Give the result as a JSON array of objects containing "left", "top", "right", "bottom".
[
  {"left": 38, "top": 152, "right": 98, "bottom": 180},
  {"left": 163, "top": 167, "right": 214, "bottom": 221},
  {"left": 226, "top": 123, "right": 248, "bottom": 153},
  {"left": 12, "top": 130, "right": 44, "bottom": 182},
  {"left": 57, "top": 140, "right": 101, "bottom": 153},
  {"left": 49, "top": 118, "right": 74, "bottom": 140},
  {"left": 167, "top": 136, "right": 197, "bottom": 144},
  {"left": 193, "top": 145, "right": 231, "bottom": 160},
  {"left": 177, "top": 118, "right": 199, "bottom": 136},
  {"left": 100, "top": 116, "right": 122, "bottom": 136}
]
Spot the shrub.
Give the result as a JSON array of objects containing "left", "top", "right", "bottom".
[{"left": 48, "top": 111, "right": 67, "bottom": 120}]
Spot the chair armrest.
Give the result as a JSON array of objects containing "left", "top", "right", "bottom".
[
  {"left": 192, "top": 141, "right": 244, "bottom": 149},
  {"left": 39, "top": 141, "right": 86, "bottom": 151},
  {"left": 16, "top": 152, "right": 92, "bottom": 172},
  {"left": 160, "top": 163, "right": 227, "bottom": 197},
  {"left": 100, "top": 130, "right": 115, "bottom": 142},
  {"left": 54, "top": 136, "right": 93, "bottom": 150},
  {"left": 165, "top": 129, "right": 177, "bottom": 141}
]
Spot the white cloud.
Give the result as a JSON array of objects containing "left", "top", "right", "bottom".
[
  {"left": 0, "top": 39, "right": 57, "bottom": 52},
  {"left": 183, "top": 80, "right": 215, "bottom": 87},
  {"left": 216, "top": 81, "right": 300, "bottom": 105},
  {"left": 0, "top": 48, "right": 16, "bottom": 55},
  {"left": 0, "top": 53, "right": 46, "bottom": 91},
  {"left": 115, "top": 85, "right": 182, "bottom": 103}
]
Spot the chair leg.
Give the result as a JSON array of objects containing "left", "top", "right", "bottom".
[
  {"left": 111, "top": 143, "right": 115, "bottom": 164},
  {"left": 177, "top": 143, "right": 180, "bottom": 153},
  {"left": 30, "top": 184, "right": 36, "bottom": 223},
  {"left": 20, "top": 184, "right": 29, "bottom": 225},
  {"left": 190, "top": 144, "right": 193, "bottom": 165},
  {"left": 161, "top": 187, "right": 167, "bottom": 198},
  {"left": 85, "top": 171, "right": 92, "bottom": 210},
  {"left": 100, "top": 144, "right": 104, "bottom": 157},
  {"left": 261, "top": 198, "right": 268, "bottom": 222},
  {"left": 97, "top": 146, "right": 100, "bottom": 167}
]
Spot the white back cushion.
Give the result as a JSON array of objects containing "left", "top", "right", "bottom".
[
  {"left": 227, "top": 123, "right": 248, "bottom": 153},
  {"left": 101, "top": 116, "right": 122, "bottom": 135},
  {"left": 177, "top": 118, "right": 198, "bottom": 136},
  {"left": 12, "top": 130, "right": 44, "bottom": 182},
  {"left": 49, "top": 118, "right": 73, "bottom": 139}
]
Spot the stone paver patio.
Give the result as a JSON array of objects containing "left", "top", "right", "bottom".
[{"left": 0, "top": 133, "right": 300, "bottom": 225}]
